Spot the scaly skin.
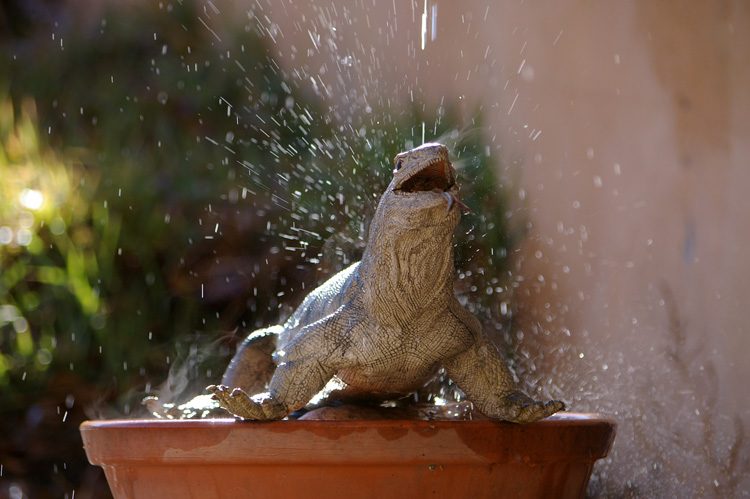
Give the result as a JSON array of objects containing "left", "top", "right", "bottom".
[{"left": 209, "top": 143, "right": 565, "bottom": 423}]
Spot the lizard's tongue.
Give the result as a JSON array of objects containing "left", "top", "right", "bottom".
[{"left": 441, "top": 191, "right": 474, "bottom": 215}]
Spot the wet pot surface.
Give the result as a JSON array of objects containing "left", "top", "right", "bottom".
[{"left": 80, "top": 413, "right": 615, "bottom": 499}]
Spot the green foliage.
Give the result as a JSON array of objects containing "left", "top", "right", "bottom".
[
  {"left": 0, "top": 98, "right": 101, "bottom": 388},
  {"left": 1, "top": 1, "right": 326, "bottom": 406}
]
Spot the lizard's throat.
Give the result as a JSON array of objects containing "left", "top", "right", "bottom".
[{"left": 360, "top": 227, "right": 454, "bottom": 321}]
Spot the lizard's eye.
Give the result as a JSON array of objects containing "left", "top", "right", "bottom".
[{"left": 395, "top": 159, "right": 403, "bottom": 171}]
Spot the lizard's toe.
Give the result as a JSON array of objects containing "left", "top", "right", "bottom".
[
  {"left": 493, "top": 391, "right": 566, "bottom": 423},
  {"left": 515, "top": 399, "right": 566, "bottom": 423},
  {"left": 207, "top": 384, "right": 231, "bottom": 403}
]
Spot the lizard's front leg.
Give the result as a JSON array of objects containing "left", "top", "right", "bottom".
[
  {"left": 442, "top": 303, "right": 565, "bottom": 423},
  {"left": 210, "top": 355, "right": 337, "bottom": 420},
  {"left": 210, "top": 311, "right": 352, "bottom": 420},
  {"left": 443, "top": 334, "right": 565, "bottom": 423}
]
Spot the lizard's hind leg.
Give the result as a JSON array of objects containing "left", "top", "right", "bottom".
[{"left": 221, "top": 326, "right": 281, "bottom": 395}]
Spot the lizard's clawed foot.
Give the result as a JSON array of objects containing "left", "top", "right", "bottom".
[
  {"left": 208, "top": 384, "right": 265, "bottom": 420},
  {"left": 207, "top": 384, "right": 286, "bottom": 420},
  {"left": 498, "top": 391, "right": 566, "bottom": 423}
]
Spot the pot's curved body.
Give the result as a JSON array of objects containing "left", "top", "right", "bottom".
[{"left": 80, "top": 413, "right": 615, "bottom": 499}]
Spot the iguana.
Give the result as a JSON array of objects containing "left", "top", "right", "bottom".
[{"left": 208, "top": 142, "right": 565, "bottom": 423}]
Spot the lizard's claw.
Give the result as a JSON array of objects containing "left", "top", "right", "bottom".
[
  {"left": 495, "top": 391, "right": 566, "bottom": 423},
  {"left": 208, "top": 384, "right": 263, "bottom": 420},
  {"left": 207, "top": 384, "right": 286, "bottom": 420},
  {"left": 513, "top": 399, "right": 566, "bottom": 423}
]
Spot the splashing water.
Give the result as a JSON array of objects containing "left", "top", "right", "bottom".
[{"left": 2, "top": 1, "right": 748, "bottom": 498}]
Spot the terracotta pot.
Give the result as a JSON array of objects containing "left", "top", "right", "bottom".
[{"left": 80, "top": 413, "right": 615, "bottom": 499}]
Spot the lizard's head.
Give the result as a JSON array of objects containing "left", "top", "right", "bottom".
[
  {"left": 362, "top": 143, "right": 466, "bottom": 308},
  {"left": 385, "top": 142, "right": 471, "bottom": 223}
]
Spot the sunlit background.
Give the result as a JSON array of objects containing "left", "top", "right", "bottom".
[{"left": 1, "top": 1, "right": 749, "bottom": 497}]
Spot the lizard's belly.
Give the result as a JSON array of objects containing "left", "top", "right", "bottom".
[
  {"left": 334, "top": 362, "right": 441, "bottom": 399},
  {"left": 329, "top": 321, "right": 463, "bottom": 399}
]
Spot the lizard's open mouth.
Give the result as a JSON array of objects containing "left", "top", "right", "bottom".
[
  {"left": 393, "top": 160, "right": 454, "bottom": 193},
  {"left": 391, "top": 156, "right": 473, "bottom": 214}
]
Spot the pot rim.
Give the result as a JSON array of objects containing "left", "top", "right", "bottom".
[{"left": 80, "top": 412, "right": 616, "bottom": 466}]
